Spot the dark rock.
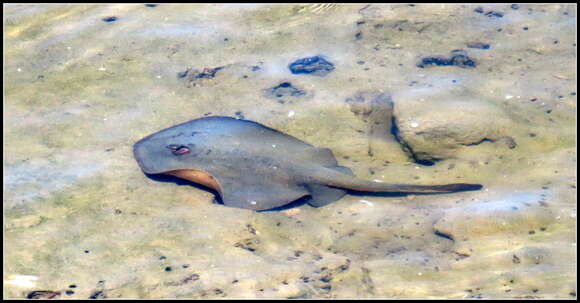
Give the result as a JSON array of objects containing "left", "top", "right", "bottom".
[
  {"left": 434, "top": 230, "right": 454, "bottom": 241},
  {"left": 246, "top": 224, "right": 257, "bottom": 235},
  {"left": 264, "top": 82, "right": 306, "bottom": 99},
  {"left": 288, "top": 56, "right": 335, "bottom": 77},
  {"left": 26, "top": 291, "right": 61, "bottom": 299},
  {"left": 417, "top": 56, "right": 451, "bottom": 68},
  {"left": 417, "top": 50, "right": 477, "bottom": 69},
  {"left": 178, "top": 66, "right": 224, "bottom": 87},
  {"left": 178, "top": 67, "right": 223, "bottom": 80},
  {"left": 450, "top": 54, "right": 477, "bottom": 68},
  {"left": 196, "top": 67, "right": 223, "bottom": 79},
  {"left": 89, "top": 290, "right": 106, "bottom": 299},
  {"left": 474, "top": 7, "right": 504, "bottom": 18},
  {"left": 234, "top": 238, "right": 259, "bottom": 252},
  {"left": 176, "top": 70, "right": 188, "bottom": 78},
  {"left": 498, "top": 136, "right": 517, "bottom": 149},
  {"left": 166, "top": 274, "right": 200, "bottom": 286}
]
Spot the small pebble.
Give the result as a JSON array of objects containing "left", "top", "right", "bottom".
[
  {"left": 288, "top": 56, "right": 335, "bottom": 77},
  {"left": 281, "top": 208, "right": 301, "bottom": 216},
  {"left": 102, "top": 16, "right": 118, "bottom": 22},
  {"left": 467, "top": 42, "right": 491, "bottom": 50},
  {"left": 485, "top": 11, "right": 504, "bottom": 18},
  {"left": 359, "top": 200, "right": 374, "bottom": 206}
]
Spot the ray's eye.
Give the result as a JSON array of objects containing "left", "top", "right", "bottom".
[{"left": 166, "top": 144, "right": 191, "bottom": 156}]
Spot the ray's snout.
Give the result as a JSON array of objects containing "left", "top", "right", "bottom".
[
  {"left": 133, "top": 129, "right": 200, "bottom": 175},
  {"left": 133, "top": 137, "right": 157, "bottom": 174}
]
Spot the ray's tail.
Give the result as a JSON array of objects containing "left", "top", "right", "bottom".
[
  {"left": 345, "top": 182, "right": 484, "bottom": 193},
  {"left": 311, "top": 167, "right": 483, "bottom": 193}
]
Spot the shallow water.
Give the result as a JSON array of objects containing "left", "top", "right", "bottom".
[{"left": 3, "top": 3, "right": 577, "bottom": 299}]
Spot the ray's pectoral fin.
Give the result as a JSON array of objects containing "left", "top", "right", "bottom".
[
  {"left": 306, "top": 184, "right": 348, "bottom": 207},
  {"left": 164, "top": 169, "right": 309, "bottom": 211},
  {"left": 307, "top": 165, "right": 354, "bottom": 208},
  {"left": 299, "top": 147, "right": 339, "bottom": 166},
  {"left": 218, "top": 179, "right": 310, "bottom": 211}
]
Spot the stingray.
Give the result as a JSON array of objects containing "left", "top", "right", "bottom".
[{"left": 133, "top": 116, "right": 482, "bottom": 211}]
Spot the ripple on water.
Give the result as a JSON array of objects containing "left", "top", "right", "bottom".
[
  {"left": 433, "top": 192, "right": 555, "bottom": 240},
  {"left": 4, "top": 152, "right": 104, "bottom": 207}
]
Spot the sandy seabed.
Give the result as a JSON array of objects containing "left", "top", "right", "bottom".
[{"left": 4, "top": 3, "right": 577, "bottom": 299}]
